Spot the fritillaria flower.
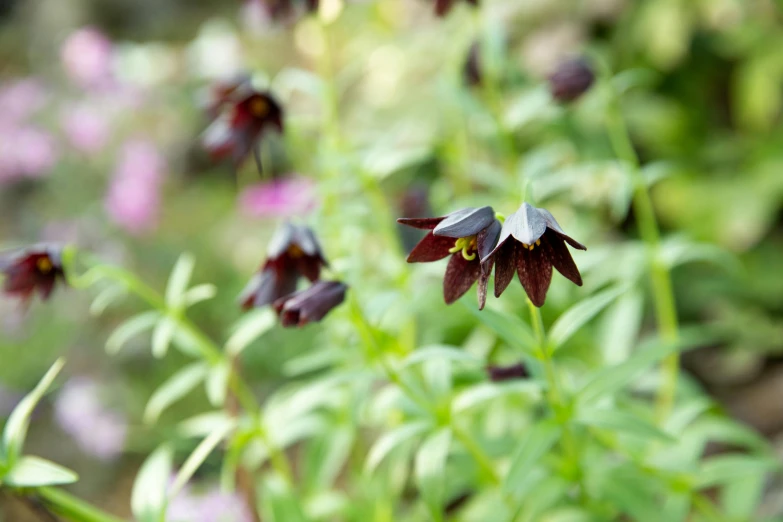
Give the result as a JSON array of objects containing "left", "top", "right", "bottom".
[
  {"left": 1, "top": 245, "right": 66, "bottom": 302},
  {"left": 487, "top": 362, "right": 529, "bottom": 382},
  {"left": 434, "top": 0, "right": 477, "bottom": 17},
  {"left": 548, "top": 57, "right": 595, "bottom": 102},
  {"left": 273, "top": 280, "right": 347, "bottom": 327},
  {"left": 202, "top": 84, "right": 283, "bottom": 170},
  {"left": 239, "top": 222, "right": 327, "bottom": 309},
  {"left": 485, "top": 203, "right": 585, "bottom": 307},
  {"left": 398, "top": 207, "right": 501, "bottom": 310}
]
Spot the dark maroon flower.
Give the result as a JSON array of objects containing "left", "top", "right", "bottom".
[
  {"left": 239, "top": 222, "right": 327, "bottom": 309},
  {"left": 1, "top": 245, "right": 66, "bottom": 302},
  {"left": 434, "top": 0, "right": 477, "bottom": 17},
  {"left": 202, "top": 84, "right": 283, "bottom": 169},
  {"left": 273, "top": 280, "right": 347, "bottom": 327},
  {"left": 548, "top": 57, "right": 595, "bottom": 102},
  {"left": 487, "top": 362, "right": 529, "bottom": 382},
  {"left": 463, "top": 42, "right": 482, "bottom": 87},
  {"left": 203, "top": 74, "right": 253, "bottom": 119},
  {"left": 485, "top": 204, "right": 585, "bottom": 307},
  {"left": 254, "top": 0, "right": 319, "bottom": 22},
  {"left": 398, "top": 207, "right": 500, "bottom": 310}
]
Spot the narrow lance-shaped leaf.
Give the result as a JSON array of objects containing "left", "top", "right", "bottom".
[
  {"left": 415, "top": 428, "right": 452, "bottom": 516},
  {"left": 151, "top": 317, "right": 177, "bottom": 359},
  {"left": 165, "top": 252, "right": 196, "bottom": 309},
  {"left": 131, "top": 444, "right": 173, "bottom": 522},
  {"left": 3, "top": 456, "right": 78, "bottom": 487},
  {"left": 144, "top": 362, "right": 209, "bottom": 424},
  {"left": 105, "top": 311, "right": 160, "bottom": 355},
  {"left": 465, "top": 304, "right": 536, "bottom": 354},
  {"left": 225, "top": 308, "right": 276, "bottom": 357},
  {"left": 503, "top": 420, "right": 560, "bottom": 493},
  {"left": 548, "top": 284, "right": 627, "bottom": 350},
  {"left": 169, "top": 421, "right": 235, "bottom": 498},
  {"left": 3, "top": 358, "right": 65, "bottom": 464},
  {"left": 365, "top": 421, "right": 431, "bottom": 474}
]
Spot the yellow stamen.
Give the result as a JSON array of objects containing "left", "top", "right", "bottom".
[
  {"left": 522, "top": 243, "right": 529, "bottom": 249},
  {"left": 449, "top": 236, "right": 478, "bottom": 261},
  {"left": 287, "top": 244, "right": 305, "bottom": 258},
  {"left": 536, "top": 239, "right": 540, "bottom": 246},
  {"left": 36, "top": 257, "right": 53, "bottom": 273},
  {"left": 461, "top": 247, "right": 476, "bottom": 261}
]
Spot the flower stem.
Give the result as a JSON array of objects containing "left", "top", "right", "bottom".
[
  {"left": 603, "top": 78, "right": 680, "bottom": 422},
  {"left": 32, "top": 487, "right": 125, "bottom": 522}
]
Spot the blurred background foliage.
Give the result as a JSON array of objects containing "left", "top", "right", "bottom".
[{"left": 1, "top": 0, "right": 783, "bottom": 520}]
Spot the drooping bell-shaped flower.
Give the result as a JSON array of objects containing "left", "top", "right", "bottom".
[
  {"left": 1, "top": 244, "right": 66, "bottom": 302},
  {"left": 273, "top": 280, "right": 347, "bottom": 327},
  {"left": 239, "top": 222, "right": 327, "bottom": 309},
  {"left": 548, "top": 57, "right": 595, "bottom": 102},
  {"left": 485, "top": 203, "right": 585, "bottom": 307},
  {"left": 399, "top": 206, "right": 501, "bottom": 309}
]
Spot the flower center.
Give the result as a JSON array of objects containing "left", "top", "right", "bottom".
[
  {"left": 250, "top": 96, "right": 270, "bottom": 118},
  {"left": 36, "top": 256, "right": 53, "bottom": 274},
  {"left": 448, "top": 236, "right": 477, "bottom": 261},
  {"left": 521, "top": 239, "right": 541, "bottom": 251},
  {"left": 287, "top": 244, "right": 305, "bottom": 258}
]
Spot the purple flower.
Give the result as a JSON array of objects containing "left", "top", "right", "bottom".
[
  {"left": 104, "top": 140, "right": 166, "bottom": 235},
  {"left": 273, "top": 280, "right": 347, "bottom": 327},
  {"left": 60, "top": 104, "right": 110, "bottom": 154},
  {"left": 54, "top": 378, "right": 127, "bottom": 460},
  {"left": 1, "top": 244, "right": 66, "bottom": 302},
  {"left": 168, "top": 485, "right": 253, "bottom": 522},
  {"left": 60, "top": 27, "right": 115, "bottom": 89},
  {"left": 239, "top": 177, "right": 316, "bottom": 218},
  {"left": 0, "top": 124, "right": 59, "bottom": 182}
]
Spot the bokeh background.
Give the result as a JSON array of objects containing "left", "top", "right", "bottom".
[{"left": 2, "top": 0, "right": 783, "bottom": 520}]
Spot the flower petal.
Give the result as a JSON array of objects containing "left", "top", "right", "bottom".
[
  {"left": 433, "top": 206, "right": 495, "bottom": 238},
  {"left": 477, "top": 219, "right": 501, "bottom": 261},
  {"left": 516, "top": 246, "right": 553, "bottom": 307},
  {"left": 502, "top": 203, "right": 548, "bottom": 245},
  {"left": 266, "top": 221, "right": 296, "bottom": 259},
  {"left": 493, "top": 240, "right": 516, "bottom": 298},
  {"left": 443, "top": 254, "right": 481, "bottom": 305},
  {"left": 407, "top": 232, "right": 455, "bottom": 263},
  {"left": 545, "top": 232, "right": 583, "bottom": 286},
  {"left": 397, "top": 217, "right": 445, "bottom": 230},
  {"left": 477, "top": 258, "right": 493, "bottom": 310},
  {"left": 537, "top": 208, "right": 586, "bottom": 250}
]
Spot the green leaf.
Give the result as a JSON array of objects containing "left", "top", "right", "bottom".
[
  {"left": 576, "top": 409, "right": 674, "bottom": 442},
  {"left": 695, "top": 456, "right": 779, "bottom": 489},
  {"left": 578, "top": 337, "right": 681, "bottom": 405},
  {"left": 169, "top": 421, "right": 235, "bottom": 498},
  {"left": 466, "top": 305, "right": 536, "bottom": 354},
  {"left": 165, "top": 252, "right": 195, "bottom": 309},
  {"left": 723, "top": 473, "right": 764, "bottom": 519},
  {"left": 414, "top": 428, "right": 452, "bottom": 515},
  {"left": 503, "top": 420, "right": 560, "bottom": 493},
  {"left": 205, "top": 362, "right": 230, "bottom": 408},
  {"left": 3, "top": 358, "right": 65, "bottom": 464},
  {"left": 151, "top": 317, "right": 177, "bottom": 359},
  {"left": 144, "top": 362, "right": 209, "bottom": 424},
  {"left": 400, "top": 345, "right": 481, "bottom": 368},
  {"left": 3, "top": 456, "right": 78, "bottom": 487},
  {"left": 549, "top": 285, "right": 627, "bottom": 350},
  {"left": 659, "top": 237, "right": 741, "bottom": 273},
  {"left": 179, "top": 411, "right": 233, "bottom": 438},
  {"left": 105, "top": 311, "right": 160, "bottom": 355},
  {"left": 365, "top": 421, "right": 431, "bottom": 474},
  {"left": 600, "top": 469, "right": 661, "bottom": 522},
  {"left": 225, "top": 308, "right": 277, "bottom": 356},
  {"left": 183, "top": 284, "right": 217, "bottom": 307},
  {"left": 131, "top": 445, "right": 173, "bottom": 522},
  {"left": 451, "top": 381, "right": 541, "bottom": 415},
  {"left": 662, "top": 493, "right": 690, "bottom": 522},
  {"left": 598, "top": 289, "right": 644, "bottom": 364},
  {"left": 89, "top": 285, "right": 127, "bottom": 316}
]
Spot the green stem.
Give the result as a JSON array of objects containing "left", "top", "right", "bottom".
[
  {"left": 604, "top": 80, "right": 680, "bottom": 422},
  {"left": 526, "top": 301, "right": 583, "bottom": 498},
  {"left": 34, "top": 487, "right": 125, "bottom": 522}
]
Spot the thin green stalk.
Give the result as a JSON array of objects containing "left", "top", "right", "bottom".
[
  {"left": 604, "top": 80, "right": 680, "bottom": 422},
  {"left": 33, "top": 487, "right": 125, "bottom": 522}
]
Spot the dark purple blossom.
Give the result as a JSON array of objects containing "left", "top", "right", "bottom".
[
  {"left": 487, "top": 362, "right": 529, "bottom": 382},
  {"left": 239, "top": 222, "right": 327, "bottom": 309},
  {"left": 398, "top": 207, "right": 501, "bottom": 310},
  {"left": 485, "top": 203, "right": 585, "bottom": 307},
  {"left": 434, "top": 0, "right": 477, "bottom": 17},
  {"left": 1, "top": 244, "right": 66, "bottom": 302},
  {"left": 548, "top": 57, "right": 595, "bottom": 102},
  {"left": 273, "top": 280, "right": 347, "bottom": 327}
]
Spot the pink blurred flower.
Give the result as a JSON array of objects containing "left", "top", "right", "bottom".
[
  {"left": 169, "top": 485, "right": 253, "bottom": 522},
  {"left": 0, "top": 124, "right": 58, "bottom": 182},
  {"left": 239, "top": 177, "right": 316, "bottom": 218},
  {"left": 61, "top": 27, "right": 114, "bottom": 89},
  {"left": 60, "top": 104, "right": 110, "bottom": 154},
  {"left": 105, "top": 140, "right": 166, "bottom": 234},
  {"left": 0, "top": 78, "right": 47, "bottom": 124},
  {"left": 54, "top": 378, "right": 127, "bottom": 460}
]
